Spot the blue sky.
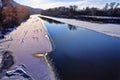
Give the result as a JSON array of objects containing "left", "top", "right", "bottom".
[{"left": 14, "top": 0, "right": 120, "bottom": 9}]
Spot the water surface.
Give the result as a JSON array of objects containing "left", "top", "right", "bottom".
[{"left": 42, "top": 18, "right": 120, "bottom": 80}]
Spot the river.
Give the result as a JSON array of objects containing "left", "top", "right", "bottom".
[{"left": 42, "top": 17, "right": 120, "bottom": 80}]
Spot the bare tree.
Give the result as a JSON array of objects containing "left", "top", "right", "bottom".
[
  {"left": 103, "top": 3, "right": 109, "bottom": 10},
  {"left": 109, "top": 2, "right": 116, "bottom": 10},
  {"left": 69, "top": 5, "right": 78, "bottom": 11},
  {"left": 115, "top": 3, "right": 120, "bottom": 9},
  {"left": 73, "top": 5, "right": 78, "bottom": 11}
]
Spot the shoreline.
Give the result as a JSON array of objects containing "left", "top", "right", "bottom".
[
  {"left": 0, "top": 15, "right": 55, "bottom": 80},
  {"left": 39, "top": 15, "right": 120, "bottom": 39}
]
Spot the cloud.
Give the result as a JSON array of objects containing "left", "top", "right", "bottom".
[
  {"left": 40, "top": 0, "right": 101, "bottom": 9},
  {"left": 41, "top": 1, "right": 87, "bottom": 9},
  {"left": 15, "top": 0, "right": 120, "bottom": 9},
  {"left": 41, "top": 0, "right": 120, "bottom": 9}
]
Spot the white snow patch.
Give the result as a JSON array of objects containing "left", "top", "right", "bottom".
[{"left": 0, "top": 15, "right": 55, "bottom": 80}]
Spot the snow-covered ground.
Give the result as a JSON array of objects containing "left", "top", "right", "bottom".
[
  {"left": 39, "top": 15, "right": 120, "bottom": 39},
  {"left": 0, "top": 15, "right": 55, "bottom": 80}
]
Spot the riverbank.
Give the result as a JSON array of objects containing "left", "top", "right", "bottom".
[
  {"left": 39, "top": 15, "right": 120, "bottom": 39},
  {"left": 0, "top": 15, "right": 55, "bottom": 80}
]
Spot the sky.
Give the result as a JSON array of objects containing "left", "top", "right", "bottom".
[{"left": 14, "top": 0, "right": 120, "bottom": 9}]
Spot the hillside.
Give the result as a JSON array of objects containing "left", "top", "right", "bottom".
[{"left": 0, "top": 0, "right": 43, "bottom": 27}]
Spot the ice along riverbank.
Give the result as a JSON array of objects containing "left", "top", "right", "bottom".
[
  {"left": 0, "top": 15, "right": 56, "bottom": 80},
  {"left": 39, "top": 15, "right": 120, "bottom": 39},
  {"left": 41, "top": 15, "right": 120, "bottom": 80}
]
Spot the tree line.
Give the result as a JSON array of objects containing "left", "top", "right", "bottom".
[{"left": 41, "top": 2, "right": 120, "bottom": 17}]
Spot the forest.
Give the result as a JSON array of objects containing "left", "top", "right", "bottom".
[{"left": 41, "top": 2, "right": 120, "bottom": 17}]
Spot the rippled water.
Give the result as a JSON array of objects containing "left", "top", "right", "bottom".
[{"left": 42, "top": 18, "right": 120, "bottom": 80}]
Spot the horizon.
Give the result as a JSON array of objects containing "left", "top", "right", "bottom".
[{"left": 14, "top": 0, "right": 120, "bottom": 9}]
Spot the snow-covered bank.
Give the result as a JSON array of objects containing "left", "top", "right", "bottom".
[
  {"left": 39, "top": 15, "right": 120, "bottom": 39},
  {"left": 0, "top": 15, "right": 55, "bottom": 80}
]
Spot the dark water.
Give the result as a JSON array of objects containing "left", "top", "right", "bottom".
[{"left": 42, "top": 18, "right": 120, "bottom": 80}]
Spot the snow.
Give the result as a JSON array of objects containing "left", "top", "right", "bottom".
[
  {"left": 0, "top": 36, "right": 13, "bottom": 43},
  {"left": 39, "top": 15, "right": 120, "bottom": 39},
  {"left": 0, "top": 15, "right": 55, "bottom": 80},
  {"left": 4, "top": 65, "right": 33, "bottom": 80}
]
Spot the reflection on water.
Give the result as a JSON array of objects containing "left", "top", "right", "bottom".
[
  {"left": 68, "top": 24, "right": 77, "bottom": 30},
  {"left": 40, "top": 16, "right": 63, "bottom": 24},
  {"left": 40, "top": 16, "right": 78, "bottom": 31},
  {"left": 42, "top": 17, "right": 120, "bottom": 80}
]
